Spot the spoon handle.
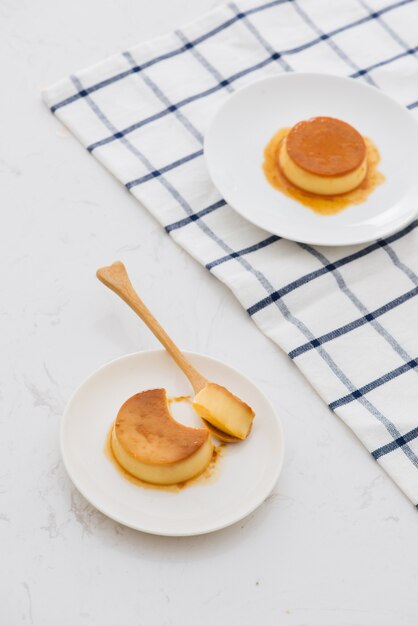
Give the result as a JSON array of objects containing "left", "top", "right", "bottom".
[{"left": 96, "top": 261, "right": 207, "bottom": 393}]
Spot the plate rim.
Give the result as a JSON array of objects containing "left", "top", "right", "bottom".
[
  {"left": 204, "top": 72, "right": 418, "bottom": 246},
  {"left": 60, "top": 349, "right": 285, "bottom": 536}
]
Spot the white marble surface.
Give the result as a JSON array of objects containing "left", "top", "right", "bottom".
[{"left": 1, "top": 1, "right": 418, "bottom": 624}]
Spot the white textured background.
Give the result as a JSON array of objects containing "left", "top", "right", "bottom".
[{"left": 1, "top": 1, "right": 417, "bottom": 624}]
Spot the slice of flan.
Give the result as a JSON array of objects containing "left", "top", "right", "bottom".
[
  {"left": 279, "top": 116, "right": 367, "bottom": 195},
  {"left": 192, "top": 383, "right": 255, "bottom": 440},
  {"left": 112, "top": 388, "right": 213, "bottom": 485}
]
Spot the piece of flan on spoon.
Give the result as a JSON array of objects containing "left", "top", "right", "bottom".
[
  {"left": 112, "top": 388, "right": 213, "bottom": 484},
  {"left": 193, "top": 383, "right": 254, "bottom": 440}
]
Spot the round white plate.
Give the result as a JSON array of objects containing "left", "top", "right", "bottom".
[
  {"left": 61, "top": 350, "right": 284, "bottom": 536},
  {"left": 204, "top": 73, "right": 418, "bottom": 246}
]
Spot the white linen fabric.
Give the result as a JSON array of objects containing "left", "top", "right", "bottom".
[{"left": 43, "top": 0, "right": 418, "bottom": 506}]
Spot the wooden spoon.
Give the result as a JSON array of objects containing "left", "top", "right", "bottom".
[{"left": 96, "top": 261, "right": 241, "bottom": 443}]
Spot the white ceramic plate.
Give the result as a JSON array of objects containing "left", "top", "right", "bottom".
[
  {"left": 204, "top": 73, "right": 418, "bottom": 246},
  {"left": 61, "top": 350, "right": 284, "bottom": 536}
]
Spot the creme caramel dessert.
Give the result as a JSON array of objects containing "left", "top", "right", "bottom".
[
  {"left": 279, "top": 117, "right": 367, "bottom": 195},
  {"left": 263, "top": 116, "right": 384, "bottom": 215},
  {"left": 111, "top": 388, "right": 213, "bottom": 485}
]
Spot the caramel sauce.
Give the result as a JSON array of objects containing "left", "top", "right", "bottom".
[
  {"left": 263, "top": 127, "right": 385, "bottom": 215},
  {"left": 167, "top": 395, "right": 192, "bottom": 403},
  {"left": 104, "top": 394, "right": 225, "bottom": 492}
]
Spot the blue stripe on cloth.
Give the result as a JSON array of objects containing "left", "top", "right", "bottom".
[
  {"left": 379, "top": 239, "right": 418, "bottom": 286},
  {"left": 300, "top": 243, "right": 418, "bottom": 376},
  {"left": 175, "top": 29, "right": 235, "bottom": 92},
  {"left": 228, "top": 1, "right": 293, "bottom": 72},
  {"left": 372, "top": 426, "right": 418, "bottom": 459},
  {"left": 72, "top": 72, "right": 418, "bottom": 471},
  {"left": 350, "top": 44, "right": 418, "bottom": 78},
  {"left": 122, "top": 50, "right": 204, "bottom": 144},
  {"left": 50, "top": 0, "right": 413, "bottom": 114},
  {"left": 247, "top": 219, "right": 418, "bottom": 316},
  {"left": 165, "top": 199, "right": 227, "bottom": 233},
  {"left": 206, "top": 235, "right": 281, "bottom": 269},
  {"left": 357, "top": 0, "right": 418, "bottom": 158},
  {"left": 291, "top": 0, "right": 377, "bottom": 86},
  {"left": 330, "top": 358, "right": 418, "bottom": 409},
  {"left": 289, "top": 286, "right": 418, "bottom": 358},
  {"left": 125, "top": 41, "right": 228, "bottom": 234},
  {"left": 125, "top": 149, "right": 203, "bottom": 189},
  {"left": 358, "top": 0, "right": 415, "bottom": 52}
]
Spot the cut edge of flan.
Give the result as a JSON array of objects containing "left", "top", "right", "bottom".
[{"left": 193, "top": 382, "right": 255, "bottom": 440}]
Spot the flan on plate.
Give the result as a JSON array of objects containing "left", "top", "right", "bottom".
[
  {"left": 112, "top": 388, "right": 213, "bottom": 485},
  {"left": 279, "top": 116, "right": 367, "bottom": 195}
]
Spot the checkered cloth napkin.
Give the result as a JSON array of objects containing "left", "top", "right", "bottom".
[{"left": 43, "top": 0, "right": 418, "bottom": 506}]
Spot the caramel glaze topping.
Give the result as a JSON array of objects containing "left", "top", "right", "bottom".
[
  {"left": 286, "top": 116, "right": 366, "bottom": 176},
  {"left": 114, "top": 388, "right": 209, "bottom": 465}
]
